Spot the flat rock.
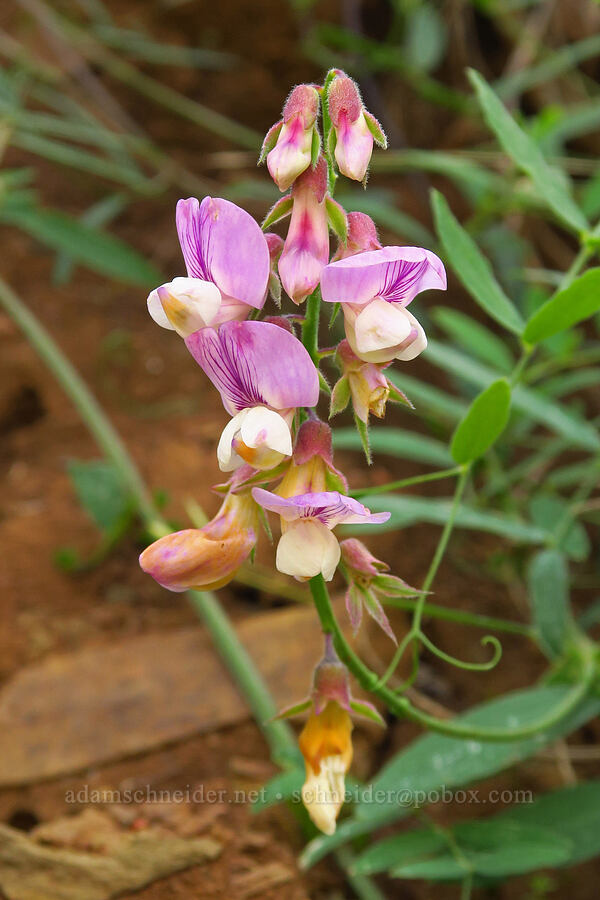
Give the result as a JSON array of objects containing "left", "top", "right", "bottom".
[{"left": 0, "top": 604, "right": 325, "bottom": 786}]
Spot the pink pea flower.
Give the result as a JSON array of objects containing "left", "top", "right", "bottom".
[
  {"left": 327, "top": 73, "right": 386, "bottom": 183},
  {"left": 186, "top": 320, "right": 319, "bottom": 472},
  {"left": 147, "top": 197, "right": 270, "bottom": 337},
  {"left": 321, "top": 246, "right": 447, "bottom": 364},
  {"left": 278, "top": 156, "right": 330, "bottom": 304},
  {"left": 252, "top": 487, "right": 390, "bottom": 582},
  {"left": 139, "top": 490, "right": 258, "bottom": 592},
  {"left": 263, "top": 84, "right": 320, "bottom": 192}
]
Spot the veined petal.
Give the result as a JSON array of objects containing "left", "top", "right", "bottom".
[
  {"left": 252, "top": 488, "right": 391, "bottom": 528},
  {"left": 185, "top": 320, "right": 319, "bottom": 415},
  {"left": 276, "top": 519, "right": 341, "bottom": 581},
  {"left": 176, "top": 197, "right": 270, "bottom": 309},
  {"left": 321, "top": 246, "right": 446, "bottom": 308},
  {"left": 147, "top": 277, "right": 222, "bottom": 336}
]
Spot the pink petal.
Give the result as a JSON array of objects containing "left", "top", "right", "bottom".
[
  {"left": 320, "top": 246, "right": 446, "bottom": 308},
  {"left": 185, "top": 320, "right": 319, "bottom": 415},
  {"left": 252, "top": 488, "right": 390, "bottom": 527},
  {"left": 176, "top": 197, "right": 270, "bottom": 309}
]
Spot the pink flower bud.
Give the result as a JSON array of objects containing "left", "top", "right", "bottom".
[
  {"left": 277, "top": 419, "right": 348, "bottom": 497},
  {"left": 340, "top": 537, "right": 388, "bottom": 579},
  {"left": 266, "top": 84, "right": 320, "bottom": 192},
  {"left": 328, "top": 75, "right": 384, "bottom": 182},
  {"left": 332, "top": 211, "right": 381, "bottom": 261},
  {"left": 278, "top": 156, "right": 330, "bottom": 304}
]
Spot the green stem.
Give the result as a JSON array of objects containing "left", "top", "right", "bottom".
[
  {"left": 351, "top": 466, "right": 463, "bottom": 499},
  {"left": 301, "top": 287, "right": 321, "bottom": 365},
  {"left": 309, "top": 574, "right": 596, "bottom": 742},
  {"left": 413, "top": 465, "right": 470, "bottom": 633},
  {"left": 188, "top": 590, "right": 298, "bottom": 765},
  {"left": 382, "top": 596, "right": 533, "bottom": 638}
]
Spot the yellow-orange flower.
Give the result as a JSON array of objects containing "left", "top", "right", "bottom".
[
  {"left": 139, "top": 491, "right": 258, "bottom": 592},
  {"left": 299, "top": 701, "right": 353, "bottom": 834}
]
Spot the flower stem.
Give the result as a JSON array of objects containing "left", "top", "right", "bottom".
[
  {"left": 309, "top": 574, "right": 597, "bottom": 742},
  {"left": 350, "top": 465, "right": 463, "bottom": 499},
  {"left": 412, "top": 465, "right": 470, "bottom": 633},
  {"left": 382, "top": 596, "right": 533, "bottom": 638}
]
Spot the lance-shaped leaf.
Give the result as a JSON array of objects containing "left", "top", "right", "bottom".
[
  {"left": 468, "top": 69, "right": 588, "bottom": 235},
  {"left": 523, "top": 268, "right": 600, "bottom": 344},
  {"left": 450, "top": 378, "right": 511, "bottom": 464},
  {"left": 431, "top": 190, "right": 524, "bottom": 335}
]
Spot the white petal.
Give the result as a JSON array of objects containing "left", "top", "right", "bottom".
[
  {"left": 240, "top": 406, "right": 292, "bottom": 456},
  {"left": 353, "top": 298, "right": 412, "bottom": 354},
  {"left": 276, "top": 520, "right": 341, "bottom": 581},
  {"left": 148, "top": 277, "right": 222, "bottom": 337},
  {"left": 147, "top": 287, "right": 175, "bottom": 330},
  {"left": 395, "top": 310, "right": 427, "bottom": 361},
  {"left": 302, "top": 755, "right": 347, "bottom": 835},
  {"left": 217, "top": 410, "right": 248, "bottom": 472}
]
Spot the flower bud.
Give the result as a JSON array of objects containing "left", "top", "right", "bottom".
[
  {"left": 278, "top": 419, "right": 348, "bottom": 497},
  {"left": 332, "top": 211, "right": 381, "bottom": 261},
  {"left": 327, "top": 74, "right": 386, "bottom": 182},
  {"left": 278, "top": 157, "right": 330, "bottom": 304},
  {"left": 336, "top": 340, "right": 389, "bottom": 424},
  {"left": 140, "top": 492, "right": 258, "bottom": 592},
  {"left": 264, "top": 84, "right": 320, "bottom": 192},
  {"left": 340, "top": 538, "right": 418, "bottom": 640}
]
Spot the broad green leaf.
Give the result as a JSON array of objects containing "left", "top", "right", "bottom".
[
  {"left": 431, "top": 190, "right": 524, "bottom": 335},
  {"left": 500, "top": 780, "right": 600, "bottom": 866},
  {"left": 527, "top": 549, "right": 572, "bottom": 658},
  {"left": 347, "top": 494, "right": 548, "bottom": 544},
  {"left": 523, "top": 269, "right": 600, "bottom": 344},
  {"left": 467, "top": 69, "right": 588, "bottom": 235},
  {"left": 0, "top": 206, "right": 162, "bottom": 287},
  {"left": 300, "top": 688, "right": 600, "bottom": 867},
  {"left": 357, "top": 781, "right": 600, "bottom": 880},
  {"left": 67, "top": 459, "right": 132, "bottom": 531},
  {"left": 426, "top": 340, "right": 600, "bottom": 452},
  {"left": 450, "top": 378, "right": 511, "bottom": 464},
  {"left": 391, "top": 821, "right": 571, "bottom": 880},
  {"left": 432, "top": 306, "right": 514, "bottom": 373},
  {"left": 334, "top": 428, "right": 453, "bottom": 468},
  {"left": 529, "top": 495, "right": 591, "bottom": 562},
  {"left": 354, "top": 829, "right": 447, "bottom": 876}
]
